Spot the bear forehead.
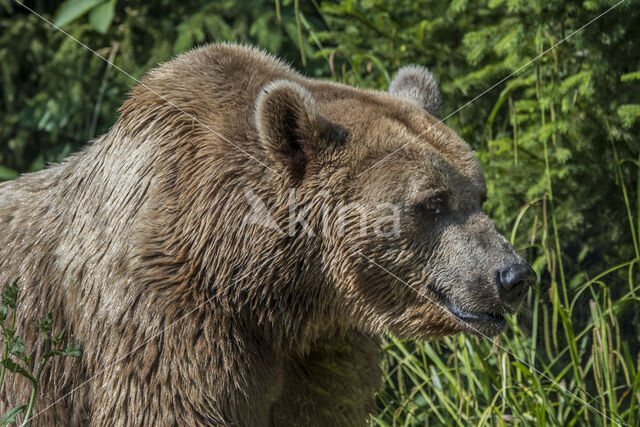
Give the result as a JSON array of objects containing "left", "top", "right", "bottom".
[
  {"left": 312, "top": 92, "right": 485, "bottom": 196},
  {"left": 311, "top": 86, "right": 475, "bottom": 161}
]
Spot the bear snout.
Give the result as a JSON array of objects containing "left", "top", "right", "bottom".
[{"left": 496, "top": 262, "right": 535, "bottom": 307}]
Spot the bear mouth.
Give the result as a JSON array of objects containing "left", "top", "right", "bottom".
[
  {"left": 429, "top": 288, "right": 506, "bottom": 328},
  {"left": 444, "top": 300, "right": 505, "bottom": 324}
]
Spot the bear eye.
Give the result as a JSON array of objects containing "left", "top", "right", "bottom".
[{"left": 416, "top": 193, "right": 447, "bottom": 215}]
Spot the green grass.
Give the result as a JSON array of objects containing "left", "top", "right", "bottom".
[{"left": 374, "top": 279, "right": 639, "bottom": 426}]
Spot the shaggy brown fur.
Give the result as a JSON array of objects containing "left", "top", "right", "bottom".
[{"left": 0, "top": 44, "right": 532, "bottom": 425}]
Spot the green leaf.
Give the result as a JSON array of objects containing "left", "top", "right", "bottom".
[
  {"left": 89, "top": 0, "right": 116, "bottom": 34},
  {"left": 1, "top": 405, "right": 26, "bottom": 426},
  {"left": 2, "top": 328, "right": 15, "bottom": 343},
  {"left": 2, "top": 358, "right": 34, "bottom": 382},
  {"left": 52, "top": 328, "right": 66, "bottom": 345},
  {"left": 173, "top": 31, "right": 193, "bottom": 54},
  {"left": 54, "top": 0, "right": 105, "bottom": 27},
  {"left": 29, "top": 154, "right": 44, "bottom": 173},
  {"left": 38, "top": 311, "right": 53, "bottom": 334},
  {"left": 621, "top": 70, "right": 640, "bottom": 82},
  {"left": 61, "top": 344, "right": 82, "bottom": 357},
  {"left": 618, "top": 104, "right": 640, "bottom": 128},
  {"left": 0, "top": 166, "right": 18, "bottom": 181},
  {"left": 8, "top": 336, "right": 25, "bottom": 357},
  {"left": 1, "top": 279, "right": 18, "bottom": 310},
  {"left": 48, "top": 343, "right": 82, "bottom": 358}
]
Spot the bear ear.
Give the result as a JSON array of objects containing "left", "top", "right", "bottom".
[
  {"left": 255, "top": 80, "right": 336, "bottom": 181},
  {"left": 388, "top": 65, "right": 441, "bottom": 117}
]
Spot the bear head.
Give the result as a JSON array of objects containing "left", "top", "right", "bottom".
[{"left": 253, "top": 66, "right": 535, "bottom": 339}]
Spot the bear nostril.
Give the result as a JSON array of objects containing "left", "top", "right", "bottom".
[{"left": 498, "top": 263, "right": 535, "bottom": 298}]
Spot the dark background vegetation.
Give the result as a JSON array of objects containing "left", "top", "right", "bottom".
[{"left": 1, "top": 0, "right": 639, "bottom": 424}]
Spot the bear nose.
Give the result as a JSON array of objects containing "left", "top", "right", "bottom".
[{"left": 497, "top": 262, "right": 535, "bottom": 304}]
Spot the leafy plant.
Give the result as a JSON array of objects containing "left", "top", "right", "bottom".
[
  {"left": 0, "top": 280, "right": 82, "bottom": 426},
  {"left": 0, "top": 0, "right": 327, "bottom": 177},
  {"left": 54, "top": 0, "right": 116, "bottom": 33}
]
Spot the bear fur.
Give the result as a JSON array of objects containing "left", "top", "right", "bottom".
[{"left": 0, "top": 44, "right": 530, "bottom": 425}]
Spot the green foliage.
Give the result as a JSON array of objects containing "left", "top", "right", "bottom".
[
  {"left": 2, "top": 0, "right": 640, "bottom": 425},
  {"left": 618, "top": 70, "right": 640, "bottom": 128},
  {"left": 0, "top": 405, "right": 26, "bottom": 427},
  {"left": 54, "top": 0, "right": 108, "bottom": 29},
  {"left": 0, "top": 0, "right": 326, "bottom": 177},
  {"left": 0, "top": 280, "right": 82, "bottom": 425}
]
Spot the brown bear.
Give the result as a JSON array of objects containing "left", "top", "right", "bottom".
[{"left": 0, "top": 44, "right": 534, "bottom": 426}]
